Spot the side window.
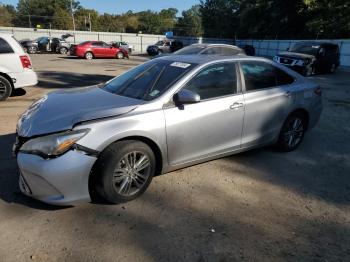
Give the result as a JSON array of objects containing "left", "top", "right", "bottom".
[
  {"left": 221, "top": 47, "right": 241, "bottom": 56},
  {"left": 241, "top": 61, "right": 277, "bottom": 91},
  {"left": 0, "top": 38, "right": 14, "bottom": 54},
  {"left": 92, "top": 42, "right": 103, "bottom": 47},
  {"left": 184, "top": 62, "right": 237, "bottom": 100},
  {"left": 275, "top": 68, "right": 295, "bottom": 86},
  {"left": 202, "top": 47, "right": 221, "bottom": 55}
]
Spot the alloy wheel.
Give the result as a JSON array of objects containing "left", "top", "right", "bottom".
[
  {"left": 117, "top": 52, "right": 124, "bottom": 59},
  {"left": 112, "top": 151, "right": 151, "bottom": 197},
  {"left": 283, "top": 118, "right": 304, "bottom": 149}
]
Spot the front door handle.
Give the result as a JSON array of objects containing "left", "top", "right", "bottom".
[{"left": 230, "top": 102, "right": 244, "bottom": 110}]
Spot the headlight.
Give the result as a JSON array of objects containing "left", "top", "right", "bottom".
[
  {"left": 295, "top": 60, "right": 305, "bottom": 66},
  {"left": 20, "top": 129, "right": 89, "bottom": 158}
]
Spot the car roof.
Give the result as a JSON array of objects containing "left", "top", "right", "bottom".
[
  {"left": 190, "top": 43, "right": 241, "bottom": 48},
  {"left": 156, "top": 54, "right": 269, "bottom": 65}
]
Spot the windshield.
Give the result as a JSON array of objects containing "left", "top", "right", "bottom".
[
  {"left": 174, "top": 45, "right": 206, "bottom": 55},
  {"left": 155, "top": 41, "right": 164, "bottom": 46},
  {"left": 102, "top": 60, "right": 197, "bottom": 101},
  {"left": 290, "top": 43, "right": 320, "bottom": 55}
]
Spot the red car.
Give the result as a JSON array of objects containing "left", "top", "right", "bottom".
[{"left": 70, "top": 41, "right": 129, "bottom": 60}]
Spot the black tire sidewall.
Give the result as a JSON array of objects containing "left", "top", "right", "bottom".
[
  {"left": 0, "top": 76, "right": 12, "bottom": 101},
  {"left": 277, "top": 114, "right": 306, "bottom": 152},
  {"left": 96, "top": 140, "right": 156, "bottom": 203}
]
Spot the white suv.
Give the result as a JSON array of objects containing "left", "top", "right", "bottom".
[{"left": 0, "top": 33, "right": 38, "bottom": 101}]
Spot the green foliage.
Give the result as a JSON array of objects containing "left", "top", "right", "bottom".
[
  {"left": 176, "top": 5, "right": 203, "bottom": 37},
  {"left": 1, "top": 0, "right": 349, "bottom": 39},
  {"left": 0, "top": 5, "right": 14, "bottom": 26}
]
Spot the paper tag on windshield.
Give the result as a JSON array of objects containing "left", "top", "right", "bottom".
[{"left": 170, "top": 62, "right": 191, "bottom": 69}]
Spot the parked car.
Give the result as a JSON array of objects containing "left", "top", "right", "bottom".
[
  {"left": 0, "top": 33, "right": 38, "bottom": 101},
  {"left": 147, "top": 39, "right": 183, "bottom": 55},
  {"left": 14, "top": 55, "right": 322, "bottom": 205},
  {"left": 111, "top": 41, "right": 134, "bottom": 54},
  {"left": 173, "top": 43, "right": 245, "bottom": 56},
  {"left": 273, "top": 41, "right": 340, "bottom": 76},
  {"left": 70, "top": 41, "right": 129, "bottom": 60},
  {"left": 20, "top": 34, "right": 73, "bottom": 55}
]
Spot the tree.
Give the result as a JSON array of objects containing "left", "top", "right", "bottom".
[
  {"left": 200, "top": 0, "right": 240, "bottom": 38},
  {"left": 175, "top": 5, "right": 203, "bottom": 37},
  {"left": 0, "top": 5, "right": 14, "bottom": 26},
  {"left": 52, "top": 8, "right": 72, "bottom": 30}
]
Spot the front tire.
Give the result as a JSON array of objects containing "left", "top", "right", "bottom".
[
  {"left": 85, "top": 51, "right": 94, "bottom": 60},
  {"left": 303, "top": 65, "right": 314, "bottom": 77},
  {"left": 277, "top": 114, "right": 306, "bottom": 152},
  {"left": 329, "top": 63, "right": 337, "bottom": 74},
  {"left": 116, "top": 51, "right": 124, "bottom": 59},
  {"left": 95, "top": 140, "right": 156, "bottom": 203},
  {"left": 0, "top": 76, "right": 12, "bottom": 101}
]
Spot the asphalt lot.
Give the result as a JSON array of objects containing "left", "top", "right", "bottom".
[{"left": 0, "top": 54, "right": 349, "bottom": 262}]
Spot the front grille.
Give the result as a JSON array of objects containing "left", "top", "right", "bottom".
[{"left": 279, "top": 57, "right": 294, "bottom": 65}]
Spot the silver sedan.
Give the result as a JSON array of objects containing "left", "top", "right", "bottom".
[{"left": 14, "top": 55, "right": 322, "bottom": 205}]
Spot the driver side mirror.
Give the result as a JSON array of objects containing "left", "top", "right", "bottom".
[{"left": 173, "top": 89, "right": 200, "bottom": 105}]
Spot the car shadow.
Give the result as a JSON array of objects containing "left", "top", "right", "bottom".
[
  {"left": 37, "top": 72, "right": 113, "bottom": 89},
  {"left": 10, "top": 88, "right": 26, "bottom": 97},
  {"left": 0, "top": 133, "right": 69, "bottom": 210}
]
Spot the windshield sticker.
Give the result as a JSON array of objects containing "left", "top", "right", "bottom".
[
  {"left": 149, "top": 90, "right": 160, "bottom": 97},
  {"left": 170, "top": 62, "right": 191, "bottom": 68}
]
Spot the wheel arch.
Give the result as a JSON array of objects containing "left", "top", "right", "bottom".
[
  {"left": 288, "top": 108, "right": 310, "bottom": 130},
  {"left": 0, "top": 72, "right": 14, "bottom": 89},
  {"left": 88, "top": 135, "right": 164, "bottom": 200}
]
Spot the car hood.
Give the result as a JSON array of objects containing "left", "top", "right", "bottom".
[
  {"left": 17, "top": 86, "right": 141, "bottom": 137},
  {"left": 278, "top": 51, "right": 315, "bottom": 60}
]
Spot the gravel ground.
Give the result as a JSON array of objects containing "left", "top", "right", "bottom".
[{"left": 0, "top": 54, "right": 349, "bottom": 262}]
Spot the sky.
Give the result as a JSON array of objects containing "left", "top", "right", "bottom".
[{"left": 0, "top": 0, "right": 200, "bottom": 15}]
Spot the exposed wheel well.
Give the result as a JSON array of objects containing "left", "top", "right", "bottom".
[
  {"left": 289, "top": 108, "right": 309, "bottom": 130},
  {"left": 88, "top": 136, "right": 163, "bottom": 201},
  {"left": 0, "top": 72, "right": 14, "bottom": 90}
]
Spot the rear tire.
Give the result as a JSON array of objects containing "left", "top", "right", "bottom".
[
  {"left": 329, "top": 63, "right": 337, "bottom": 74},
  {"left": 0, "top": 76, "right": 12, "bottom": 101},
  {"left": 27, "top": 46, "right": 37, "bottom": 54},
  {"left": 59, "top": 47, "right": 68, "bottom": 55},
  {"left": 116, "top": 51, "right": 124, "bottom": 59},
  {"left": 95, "top": 140, "right": 156, "bottom": 204},
  {"left": 277, "top": 113, "right": 306, "bottom": 152},
  {"left": 85, "top": 51, "right": 94, "bottom": 60}
]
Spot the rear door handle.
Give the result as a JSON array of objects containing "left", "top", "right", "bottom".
[{"left": 230, "top": 102, "right": 244, "bottom": 110}]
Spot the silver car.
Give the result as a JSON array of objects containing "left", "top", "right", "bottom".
[{"left": 14, "top": 55, "right": 322, "bottom": 205}]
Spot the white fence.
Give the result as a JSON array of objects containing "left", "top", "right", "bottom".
[{"left": 1, "top": 27, "right": 349, "bottom": 66}]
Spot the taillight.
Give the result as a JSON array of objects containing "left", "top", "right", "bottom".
[
  {"left": 20, "top": 55, "right": 32, "bottom": 69},
  {"left": 314, "top": 87, "right": 322, "bottom": 96}
]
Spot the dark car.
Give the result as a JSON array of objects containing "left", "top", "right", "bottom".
[
  {"left": 20, "top": 34, "right": 73, "bottom": 55},
  {"left": 273, "top": 42, "right": 340, "bottom": 76},
  {"left": 146, "top": 39, "right": 183, "bottom": 56}
]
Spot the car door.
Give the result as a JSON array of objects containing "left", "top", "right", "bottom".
[
  {"left": 91, "top": 42, "right": 105, "bottom": 57},
  {"left": 102, "top": 42, "right": 115, "bottom": 57},
  {"left": 239, "top": 61, "right": 295, "bottom": 147},
  {"left": 164, "top": 61, "right": 245, "bottom": 166}
]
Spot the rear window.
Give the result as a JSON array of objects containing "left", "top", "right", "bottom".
[
  {"left": 0, "top": 38, "right": 14, "bottom": 54},
  {"left": 102, "top": 60, "right": 197, "bottom": 101},
  {"left": 78, "top": 41, "right": 91, "bottom": 46}
]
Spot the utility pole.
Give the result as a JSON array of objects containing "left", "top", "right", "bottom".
[
  {"left": 88, "top": 13, "right": 92, "bottom": 31},
  {"left": 70, "top": 0, "right": 76, "bottom": 31}
]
